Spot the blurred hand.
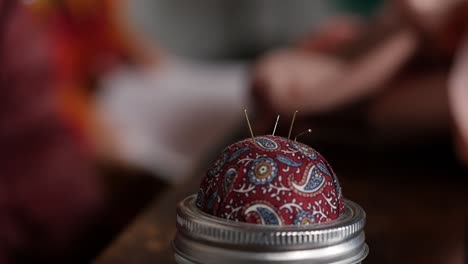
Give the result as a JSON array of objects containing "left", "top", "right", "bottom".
[
  {"left": 252, "top": 18, "right": 361, "bottom": 116},
  {"left": 395, "top": 0, "right": 468, "bottom": 55},
  {"left": 253, "top": 17, "right": 417, "bottom": 116},
  {"left": 397, "top": 0, "right": 465, "bottom": 30},
  {"left": 254, "top": 49, "right": 345, "bottom": 114}
]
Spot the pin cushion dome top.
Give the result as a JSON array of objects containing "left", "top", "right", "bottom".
[{"left": 196, "top": 135, "right": 344, "bottom": 226}]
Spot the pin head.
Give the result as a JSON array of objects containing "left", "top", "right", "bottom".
[{"left": 294, "top": 129, "right": 313, "bottom": 141}]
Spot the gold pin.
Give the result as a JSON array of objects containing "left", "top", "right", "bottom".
[
  {"left": 287, "top": 110, "right": 299, "bottom": 139},
  {"left": 244, "top": 109, "right": 255, "bottom": 141},
  {"left": 272, "top": 115, "right": 280, "bottom": 136},
  {"left": 294, "top": 129, "right": 312, "bottom": 141}
]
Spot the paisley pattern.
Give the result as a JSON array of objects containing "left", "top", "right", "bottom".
[
  {"left": 197, "top": 135, "right": 344, "bottom": 225},
  {"left": 276, "top": 155, "right": 302, "bottom": 167},
  {"left": 317, "top": 162, "right": 331, "bottom": 176},
  {"left": 291, "top": 142, "right": 317, "bottom": 160},
  {"left": 322, "top": 159, "right": 342, "bottom": 200},
  {"left": 224, "top": 168, "right": 237, "bottom": 193},
  {"left": 294, "top": 211, "right": 315, "bottom": 225},
  {"left": 244, "top": 203, "right": 282, "bottom": 225},
  {"left": 248, "top": 158, "right": 278, "bottom": 185},
  {"left": 207, "top": 152, "right": 228, "bottom": 177},
  {"left": 206, "top": 191, "right": 218, "bottom": 213},
  {"left": 228, "top": 147, "right": 249, "bottom": 162},
  {"left": 255, "top": 137, "right": 279, "bottom": 150},
  {"left": 290, "top": 165, "right": 326, "bottom": 196},
  {"left": 195, "top": 189, "right": 204, "bottom": 208}
]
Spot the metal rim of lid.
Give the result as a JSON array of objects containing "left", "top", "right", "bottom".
[{"left": 176, "top": 195, "right": 366, "bottom": 250}]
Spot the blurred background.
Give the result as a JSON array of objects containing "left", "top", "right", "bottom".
[{"left": 0, "top": 0, "right": 466, "bottom": 263}]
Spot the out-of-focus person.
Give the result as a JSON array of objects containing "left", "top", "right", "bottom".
[
  {"left": 253, "top": 0, "right": 468, "bottom": 165},
  {"left": 0, "top": 0, "right": 153, "bottom": 262}
]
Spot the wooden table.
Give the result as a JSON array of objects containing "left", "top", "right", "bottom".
[{"left": 94, "top": 139, "right": 467, "bottom": 264}]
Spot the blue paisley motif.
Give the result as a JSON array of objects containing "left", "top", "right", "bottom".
[
  {"left": 304, "top": 175, "right": 325, "bottom": 191},
  {"left": 294, "top": 211, "right": 315, "bottom": 225},
  {"left": 335, "top": 177, "right": 343, "bottom": 200},
  {"left": 317, "top": 162, "right": 331, "bottom": 176},
  {"left": 291, "top": 165, "right": 325, "bottom": 194},
  {"left": 224, "top": 168, "right": 237, "bottom": 193},
  {"left": 245, "top": 204, "right": 281, "bottom": 225},
  {"left": 206, "top": 191, "right": 218, "bottom": 211},
  {"left": 208, "top": 152, "right": 228, "bottom": 177},
  {"left": 255, "top": 137, "right": 279, "bottom": 150},
  {"left": 291, "top": 142, "right": 317, "bottom": 160},
  {"left": 256, "top": 207, "right": 280, "bottom": 225},
  {"left": 276, "top": 155, "right": 302, "bottom": 167},
  {"left": 228, "top": 147, "right": 249, "bottom": 162},
  {"left": 248, "top": 157, "right": 278, "bottom": 185},
  {"left": 195, "top": 189, "right": 204, "bottom": 208}
]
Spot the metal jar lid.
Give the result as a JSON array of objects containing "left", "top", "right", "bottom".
[{"left": 173, "top": 195, "right": 368, "bottom": 264}]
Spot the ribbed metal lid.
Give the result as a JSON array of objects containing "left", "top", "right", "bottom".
[{"left": 174, "top": 195, "right": 368, "bottom": 264}]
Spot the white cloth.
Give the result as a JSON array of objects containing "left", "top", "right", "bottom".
[{"left": 96, "top": 58, "right": 249, "bottom": 182}]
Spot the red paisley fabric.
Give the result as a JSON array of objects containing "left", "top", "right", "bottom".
[{"left": 197, "top": 135, "right": 344, "bottom": 226}]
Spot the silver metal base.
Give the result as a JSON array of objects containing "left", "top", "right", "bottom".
[{"left": 174, "top": 195, "right": 368, "bottom": 264}]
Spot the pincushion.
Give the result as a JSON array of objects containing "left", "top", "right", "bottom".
[{"left": 196, "top": 135, "right": 344, "bottom": 225}]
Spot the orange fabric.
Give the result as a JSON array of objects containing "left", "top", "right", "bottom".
[{"left": 24, "top": 0, "right": 139, "bottom": 148}]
